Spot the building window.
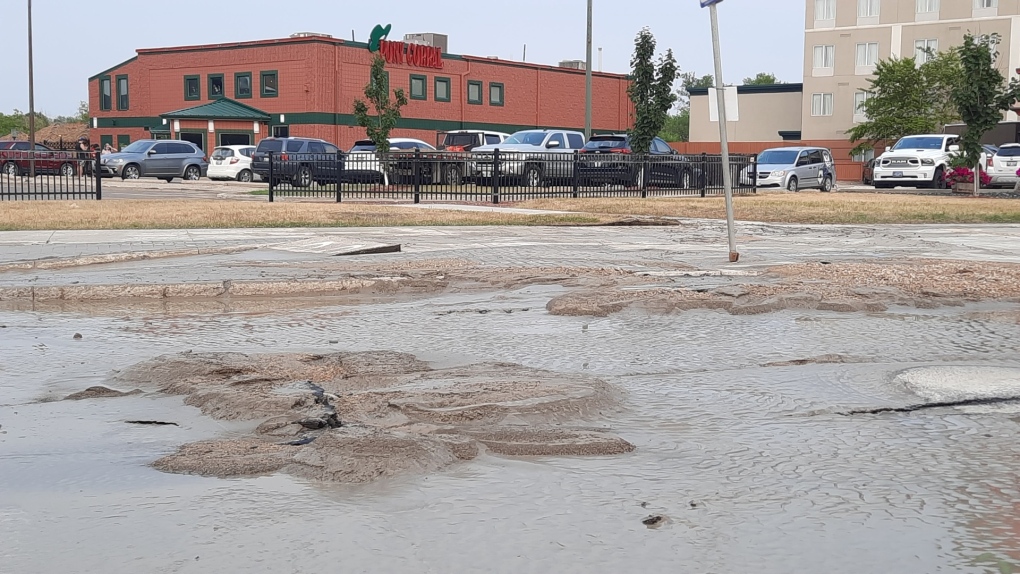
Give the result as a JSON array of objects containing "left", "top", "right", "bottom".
[
  {"left": 854, "top": 91, "right": 870, "bottom": 122},
  {"left": 916, "top": 0, "right": 939, "bottom": 13},
  {"left": 184, "top": 75, "right": 200, "bottom": 101},
  {"left": 467, "top": 80, "right": 483, "bottom": 105},
  {"left": 489, "top": 82, "right": 504, "bottom": 106},
  {"left": 811, "top": 93, "right": 833, "bottom": 116},
  {"left": 435, "top": 77, "right": 451, "bottom": 102},
  {"left": 261, "top": 71, "right": 278, "bottom": 98},
  {"left": 858, "top": 0, "right": 880, "bottom": 17},
  {"left": 815, "top": 0, "right": 835, "bottom": 20},
  {"left": 208, "top": 74, "right": 225, "bottom": 99},
  {"left": 856, "top": 43, "right": 879, "bottom": 67},
  {"left": 813, "top": 45, "right": 835, "bottom": 69},
  {"left": 852, "top": 148, "right": 875, "bottom": 162},
  {"left": 99, "top": 76, "right": 111, "bottom": 111},
  {"left": 915, "top": 39, "right": 938, "bottom": 63},
  {"left": 975, "top": 0, "right": 997, "bottom": 8},
  {"left": 410, "top": 74, "right": 427, "bottom": 100},
  {"left": 234, "top": 72, "right": 252, "bottom": 99},
  {"left": 115, "top": 75, "right": 129, "bottom": 111}
]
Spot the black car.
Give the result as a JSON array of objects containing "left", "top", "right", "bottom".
[
  {"left": 250, "top": 137, "right": 343, "bottom": 187},
  {"left": 577, "top": 135, "right": 699, "bottom": 188}
]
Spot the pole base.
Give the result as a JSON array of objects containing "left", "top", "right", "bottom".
[{"left": 728, "top": 252, "right": 740, "bottom": 263}]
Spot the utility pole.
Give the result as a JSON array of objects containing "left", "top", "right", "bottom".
[
  {"left": 27, "top": 0, "right": 36, "bottom": 178},
  {"left": 704, "top": 0, "right": 739, "bottom": 262},
  {"left": 584, "top": 0, "right": 593, "bottom": 140}
]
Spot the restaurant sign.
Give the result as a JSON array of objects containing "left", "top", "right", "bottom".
[{"left": 367, "top": 24, "right": 443, "bottom": 69}]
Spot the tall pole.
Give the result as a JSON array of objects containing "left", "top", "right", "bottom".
[
  {"left": 27, "top": 0, "right": 36, "bottom": 178},
  {"left": 709, "top": 3, "right": 739, "bottom": 263},
  {"left": 584, "top": 0, "right": 593, "bottom": 140}
]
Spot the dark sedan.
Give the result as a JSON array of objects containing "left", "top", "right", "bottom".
[{"left": 577, "top": 135, "right": 699, "bottom": 188}]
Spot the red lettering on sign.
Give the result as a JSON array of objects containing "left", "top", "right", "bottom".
[{"left": 374, "top": 39, "right": 443, "bottom": 69}]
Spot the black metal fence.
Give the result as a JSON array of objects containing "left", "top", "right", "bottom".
[
  {"left": 0, "top": 150, "right": 101, "bottom": 200},
  {"left": 260, "top": 150, "right": 757, "bottom": 203}
]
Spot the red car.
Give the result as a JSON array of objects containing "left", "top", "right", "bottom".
[{"left": 0, "top": 141, "right": 81, "bottom": 177}]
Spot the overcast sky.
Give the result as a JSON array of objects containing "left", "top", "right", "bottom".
[{"left": 0, "top": 0, "right": 805, "bottom": 116}]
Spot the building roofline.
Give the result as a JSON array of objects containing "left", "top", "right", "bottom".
[
  {"left": 88, "top": 56, "right": 138, "bottom": 81},
  {"left": 461, "top": 55, "right": 628, "bottom": 78},
  {"left": 688, "top": 83, "right": 803, "bottom": 96}
]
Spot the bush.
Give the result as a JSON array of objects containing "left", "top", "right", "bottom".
[{"left": 946, "top": 166, "right": 991, "bottom": 186}]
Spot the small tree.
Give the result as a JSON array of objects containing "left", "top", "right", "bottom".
[
  {"left": 353, "top": 55, "right": 407, "bottom": 152},
  {"left": 628, "top": 28, "right": 678, "bottom": 154},
  {"left": 952, "top": 34, "right": 1020, "bottom": 169},
  {"left": 742, "top": 72, "right": 781, "bottom": 85}
]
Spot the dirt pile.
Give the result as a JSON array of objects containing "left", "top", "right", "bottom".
[{"left": 109, "top": 351, "right": 632, "bottom": 483}]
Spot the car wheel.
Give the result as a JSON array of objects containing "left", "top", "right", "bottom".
[
  {"left": 291, "top": 166, "right": 312, "bottom": 188},
  {"left": 630, "top": 167, "right": 645, "bottom": 188},
  {"left": 184, "top": 165, "right": 201, "bottom": 181},
  {"left": 931, "top": 166, "right": 946, "bottom": 189},
  {"left": 3, "top": 162, "right": 21, "bottom": 177},
  {"left": 786, "top": 176, "right": 798, "bottom": 192},
  {"left": 677, "top": 169, "right": 692, "bottom": 189},
  {"left": 237, "top": 169, "right": 253, "bottom": 183},
  {"left": 60, "top": 163, "right": 76, "bottom": 177},
  {"left": 122, "top": 164, "right": 141, "bottom": 180},
  {"left": 442, "top": 164, "right": 462, "bottom": 185},
  {"left": 821, "top": 176, "right": 833, "bottom": 192},
  {"left": 523, "top": 164, "right": 543, "bottom": 188}
]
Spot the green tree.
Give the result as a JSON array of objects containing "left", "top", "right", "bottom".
[
  {"left": 0, "top": 109, "right": 49, "bottom": 138},
  {"left": 659, "top": 73, "right": 713, "bottom": 142},
  {"left": 53, "top": 101, "right": 89, "bottom": 124},
  {"left": 952, "top": 34, "right": 1020, "bottom": 168},
  {"left": 847, "top": 50, "right": 962, "bottom": 153},
  {"left": 353, "top": 56, "right": 407, "bottom": 152},
  {"left": 742, "top": 72, "right": 781, "bottom": 85},
  {"left": 628, "top": 28, "right": 678, "bottom": 153}
]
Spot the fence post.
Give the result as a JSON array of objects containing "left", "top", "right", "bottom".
[
  {"left": 268, "top": 151, "right": 274, "bottom": 203},
  {"left": 413, "top": 149, "right": 421, "bottom": 204},
  {"left": 336, "top": 151, "right": 343, "bottom": 203},
  {"left": 572, "top": 151, "right": 579, "bottom": 198},
  {"left": 492, "top": 148, "right": 500, "bottom": 204},
  {"left": 700, "top": 152, "right": 708, "bottom": 198},
  {"left": 94, "top": 150, "right": 102, "bottom": 200},
  {"left": 751, "top": 153, "right": 758, "bottom": 194},
  {"left": 641, "top": 154, "right": 648, "bottom": 198}
]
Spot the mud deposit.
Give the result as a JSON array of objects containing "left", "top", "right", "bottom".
[{"left": 110, "top": 351, "right": 630, "bottom": 482}]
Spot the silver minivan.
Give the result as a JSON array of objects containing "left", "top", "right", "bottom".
[{"left": 741, "top": 146, "right": 835, "bottom": 192}]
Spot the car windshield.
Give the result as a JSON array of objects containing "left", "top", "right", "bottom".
[
  {"left": 504, "top": 132, "right": 547, "bottom": 145},
  {"left": 757, "top": 150, "right": 799, "bottom": 164},
  {"left": 350, "top": 140, "right": 376, "bottom": 152},
  {"left": 584, "top": 137, "right": 628, "bottom": 150},
  {"left": 211, "top": 148, "right": 233, "bottom": 159},
  {"left": 120, "top": 141, "right": 153, "bottom": 154},
  {"left": 892, "top": 137, "right": 944, "bottom": 150},
  {"left": 997, "top": 146, "right": 1020, "bottom": 157},
  {"left": 256, "top": 140, "right": 283, "bottom": 153}
]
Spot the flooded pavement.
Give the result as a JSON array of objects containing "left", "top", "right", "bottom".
[{"left": 2, "top": 224, "right": 1020, "bottom": 572}]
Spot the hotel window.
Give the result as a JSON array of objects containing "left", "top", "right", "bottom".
[
  {"left": 234, "top": 72, "right": 252, "bottom": 99},
  {"left": 856, "top": 43, "right": 879, "bottom": 67},
  {"left": 467, "top": 80, "right": 483, "bottom": 105},
  {"left": 915, "top": 39, "right": 938, "bottom": 63},
  {"left": 410, "top": 74, "right": 427, "bottom": 100},
  {"left": 184, "top": 75, "right": 200, "bottom": 101},
  {"left": 260, "top": 71, "right": 278, "bottom": 98},
  {"left": 854, "top": 91, "right": 870, "bottom": 122},
  {"left": 208, "top": 74, "right": 224, "bottom": 99},
  {"left": 116, "top": 75, "right": 128, "bottom": 110},
  {"left": 813, "top": 45, "right": 835, "bottom": 69},
  {"left": 435, "top": 77, "right": 451, "bottom": 102},
  {"left": 99, "top": 76, "right": 111, "bottom": 111},
  {"left": 815, "top": 0, "right": 835, "bottom": 20},
  {"left": 858, "top": 0, "right": 880, "bottom": 17},
  {"left": 916, "top": 0, "right": 939, "bottom": 13},
  {"left": 489, "top": 82, "right": 504, "bottom": 106},
  {"left": 811, "top": 93, "right": 833, "bottom": 116}
]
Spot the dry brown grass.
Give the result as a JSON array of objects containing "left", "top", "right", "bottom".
[
  {"left": 0, "top": 200, "right": 606, "bottom": 231},
  {"left": 517, "top": 192, "right": 1020, "bottom": 224}
]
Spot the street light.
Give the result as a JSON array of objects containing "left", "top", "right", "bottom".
[{"left": 584, "top": 0, "right": 593, "bottom": 140}]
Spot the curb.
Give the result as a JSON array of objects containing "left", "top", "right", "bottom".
[{"left": 0, "top": 245, "right": 262, "bottom": 273}]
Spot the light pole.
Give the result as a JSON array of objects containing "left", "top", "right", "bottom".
[
  {"left": 584, "top": 0, "right": 593, "bottom": 140},
  {"left": 702, "top": 0, "right": 739, "bottom": 262},
  {"left": 27, "top": 0, "right": 36, "bottom": 178}
]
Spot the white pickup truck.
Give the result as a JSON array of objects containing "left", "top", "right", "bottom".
[{"left": 872, "top": 134, "right": 960, "bottom": 189}]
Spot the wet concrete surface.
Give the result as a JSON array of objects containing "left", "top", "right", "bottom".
[{"left": 2, "top": 223, "right": 1020, "bottom": 572}]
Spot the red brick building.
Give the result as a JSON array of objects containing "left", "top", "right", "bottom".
[{"left": 87, "top": 33, "right": 634, "bottom": 152}]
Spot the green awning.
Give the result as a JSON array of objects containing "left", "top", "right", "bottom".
[{"left": 160, "top": 98, "right": 270, "bottom": 121}]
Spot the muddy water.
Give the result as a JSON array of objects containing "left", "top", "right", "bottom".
[{"left": 2, "top": 286, "right": 1020, "bottom": 572}]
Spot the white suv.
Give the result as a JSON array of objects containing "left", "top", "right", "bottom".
[{"left": 872, "top": 134, "right": 959, "bottom": 189}]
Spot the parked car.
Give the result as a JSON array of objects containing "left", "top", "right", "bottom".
[
  {"left": 344, "top": 138, "right": 435, "bottom": 184},
  {"left": 435, "top": 130, "right": 510, "bottom": 184},
  {"left": 862, "top": 157, "right": 876, "bottom": 185},
  {"left": 576, "top": 134, "right": 699, "bottom": 188},
  {"left": 740, "top": 146, "right": 835, "bottom": 192},
  {"left": 208, "top": 145, "right": 257, "bottom": 182},
  {"left": 250, "top": 137, "right": 343, "bottom": 187},
  {"left": 471, "top": 129, "right": 586, "bottom": 187},
  {"left": 987, "top": 143, "right": 1020, "bottom": 188},
  {"left": 871, "top": 134, "right": 959, "bottom": 189},
  {"left": 1, "top": 141, "right": 80, "bottom": 177},
  {"left": 99, "top": 140, "right": 208, "bottom": 181}
]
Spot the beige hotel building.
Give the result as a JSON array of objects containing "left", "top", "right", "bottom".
[{"left": 689, "top": 0, "right": 1020, "bottom": 164}]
